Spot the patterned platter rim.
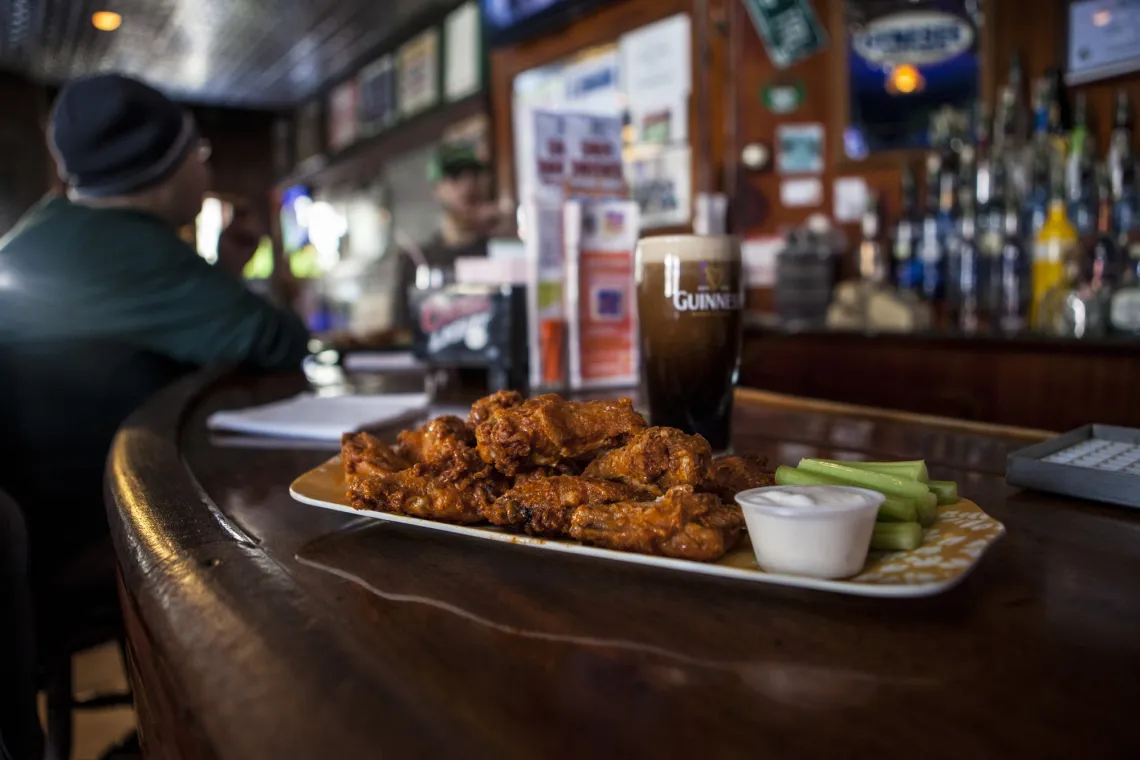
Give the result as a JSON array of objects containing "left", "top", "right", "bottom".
[{"left": 290, "top": 457, "right": 1006, "bottom": 599}]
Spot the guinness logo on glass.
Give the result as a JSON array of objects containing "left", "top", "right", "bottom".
[
  {"left": 852, "top": 11, "right": 973, "bottom": 67},
  {"left": 672, "top": 261, "right": 741, "bottom": 313},
  {"left": 703, "top": 262, "right": 725, "bottom": 291}
]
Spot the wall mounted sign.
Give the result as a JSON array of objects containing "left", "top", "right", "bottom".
[
  {"left": 445, "top": 1, "right": 483, "bottom": 101},
  {"left": 743, "top": 0, "right": 827, "bottom": 69},
  {"left": 776, "top": 122, "right": 824, "bottom": 174},
  {"left": 620, "top": 13, "right": 692, "bottom": 144},
  {"left": 399, "top": 29, "right": 440, "bottom": 118},
  {"left": 779, "top": 177, "right": 823, "bottom": 208},
  {"left": 761, "top": 77, "right": 805, "bottom": 114},
  {"left": 358, "top": 55, "right": 398, "bottom": 136},
  {"left": 845, "top": 0, "right": 980, "bottom": 155},
  {"left": 1067, "top": 0, "right": 1140, "bottom": 85}
]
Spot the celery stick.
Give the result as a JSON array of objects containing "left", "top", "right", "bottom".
[
  {"left": 877, "top": 496, "right": 917, "bottom": 523},
  {"left": 807, "top": 459, "right": 929, "bottom": 483},
  {"left": 773, "top": 467, "right": 917, "bottom": 522},
  {"left": 870, "top": 522, "right": 924, "bottom": 552},
  {"left": 774, "top": 465, "right": 845, "bottom": 488},
  {"left": 914, "top": 495, "right": 937, "bottom": 527},
  {"left": 796, "top": 459, "right": 933, "bottom": 501},
  {"left": 928, "top": 480, "right": 959, "bottom": 506}
]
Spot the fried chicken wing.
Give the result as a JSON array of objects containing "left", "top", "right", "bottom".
[
  {"left": 467, "top": 390, "right": 524, "bottom": 429},
  {"left": 341, "top": 432, "right": 411, "bottom": 479},
  {"left": 583, "top": 427, "right": 712, "bottom": 493},
  {"left": 395, "top": 415, "right": 486, "bottom": 482},
  {"left": 483, "top": 476, "right": 654, "bottom": 537},
  {"left": 704, "top": 455, "right": 774, "bottom": 503},
  {"left": 568, "top": 485, "right": 744, "bottom": 562},
  {"left": 475, "top": 395, "right": 647, "bottom": 476},
  {"left": 346, "top": 415, "right": 503, "bottom": 522},
  {"left": 350, "top": 468, "right": 504, "bottom": 524}
]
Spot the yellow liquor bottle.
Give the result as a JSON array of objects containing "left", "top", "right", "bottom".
[{"left": 1031, "top": 200, "right": 1077, "bottom": 328}]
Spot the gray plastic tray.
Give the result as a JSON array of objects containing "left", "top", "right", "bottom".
[{"left": 1007, "top": 424, "right": 1140, "bottom": 509}]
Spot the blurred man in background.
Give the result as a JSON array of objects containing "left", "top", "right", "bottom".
[{"left": 0, "top": 73, "right": 310, "bottom": 577}]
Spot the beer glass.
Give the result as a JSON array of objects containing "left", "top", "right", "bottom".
[{"left": 635, "top": 235, "right": 744, "bottom": 452}]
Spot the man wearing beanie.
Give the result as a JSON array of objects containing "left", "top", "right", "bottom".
[{"left": 0, "top": 75, "right": 310, "bottom": 578}]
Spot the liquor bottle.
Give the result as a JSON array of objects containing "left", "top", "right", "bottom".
[
  {"left": 978, "top": 144, "right": 1007, "bottom": 323},
  {"left": 955, "top": 152, "right": 981, "bottom": 332},
  {"left": 1037, "top": 245, "right": 1109, "bottom": 339},
  {"left": 1090, "top": 167, "right": 1122, "bottom": 289},
  {"left": 858, "top": 192, "right": 888, "bottom": 285},
  {"left": 1108, "top": 90, "right": 1134, "bottom": 208},
  {"left": 1025, "top": 78, "right": 1053, "bottom": 239},
  {"left": 1032, "top": 157, "right": 1079, "bottom": 329},
  {"left": 919, "top": 152, "right": 945, "bottom": 301},
  {"left": 945, "top": 145, "right": 975, "bottom": 321},
  {"left": 893, "top": 164, "right": 922, "bottom": 293},
  {"left": 994, "top": 52, "right": 1026, "bottom": 154},
  {"left": 1045, "top": 67, "right": 1072, "bottom": 157},
  {"left": 1109, "top": 205, "right": 1140, "bottom": 335},
  {"left": 996, "top": 175, "right": 1031, "bottom": 333},
  {"left": 1067, "top": 91, "right": 1098, "bottom": 239}
]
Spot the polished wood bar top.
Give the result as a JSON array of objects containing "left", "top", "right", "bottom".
[{"left": 105, "top": 370, "right": 1140, "bottom": 759}]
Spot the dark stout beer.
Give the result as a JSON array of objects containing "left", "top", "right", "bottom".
[{"left": 635, "top": 236, "right": 743, "bottom": 451}]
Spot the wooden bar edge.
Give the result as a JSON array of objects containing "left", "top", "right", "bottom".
[{"left": 734, "top": 387, "right": 1057, "bottom": 442}]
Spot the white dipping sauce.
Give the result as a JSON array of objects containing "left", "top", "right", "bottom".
[{"left": 735, "top": 485, "right": 884, "bottom": 579}]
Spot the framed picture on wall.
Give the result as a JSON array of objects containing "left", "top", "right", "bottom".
[
  {"left": 359, "top": 55, "right": 398, "bottom": 136},
  {"left": 445, "top": 1, "right": 483, "bottom": 101},
  {"left": 1067, "top": 0, "right": 1140, "bottom": 85},
  {"left": 843, "top": 0, "right": 982, "bottom": 157},
  {"left": 399, "top": 28, "right": 441, "bottom": 118},
  {"left": 295, "top": 99, "right": 323, "bottom": 163},
  {"left": 328, "top": 80, "right": 360, "bottom": 151}
]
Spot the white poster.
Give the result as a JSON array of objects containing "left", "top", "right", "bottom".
[
  {"left": 780, "top": 177, "right": 823, "bottom": 207},
  {"left": 561, "top": 46, "right": 623, "bottom": 115},
  {"left": 445, "top": 2, "right": 482, "bottom": 101},
  {"left": 625, "top": 144, "right": 691, "bottom": 228},
  {"left": 833, "top": 176, "right": 869, "bottom": 223},
  {"left": 620, "top": 13, "right": 691, "bottom": 144},
  {"left": 399, "top": 29, "right": 440, "bottom": 118},
  {"left": 564, "top": 113, "right": 625, "bottom": 196}
]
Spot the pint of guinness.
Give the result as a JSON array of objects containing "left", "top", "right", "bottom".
[{"left": 635, "top": 235, "right": 744, "bottom": 451}]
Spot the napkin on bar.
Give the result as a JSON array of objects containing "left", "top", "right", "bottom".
[{"left": 206, "top": 393, "right": 429, "bottom": 441}]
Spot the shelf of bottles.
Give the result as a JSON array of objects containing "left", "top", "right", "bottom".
[{"left": 868, "top": 55, "right": 1140, "bottom": 339}]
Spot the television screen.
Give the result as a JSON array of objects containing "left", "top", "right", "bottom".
[
  {"left": 280, "top": 185, "right": 313, "bottom": 256},
  {"left": 481, "top": 0, "right": 617, "bottom": 45}
]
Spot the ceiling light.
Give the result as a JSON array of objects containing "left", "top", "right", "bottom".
[{"left": 92, "top": 11, "right": 122, "bottom": 31}]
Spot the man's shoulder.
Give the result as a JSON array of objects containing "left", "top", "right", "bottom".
[{"left": 2, "top": 197, "right": 192, "bottom": 264}]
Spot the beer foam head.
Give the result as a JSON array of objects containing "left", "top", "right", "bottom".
[{"left": 636, "top": 235, "right": 740, "bottom": 264}]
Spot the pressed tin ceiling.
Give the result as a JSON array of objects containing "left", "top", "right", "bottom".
[{"left": 0, "top": 0, "right": 463, "bottom": 107}]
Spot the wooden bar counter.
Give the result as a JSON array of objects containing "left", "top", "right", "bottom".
[{"left": 105, "top": 369, "right": 1140, "bottom": 759}]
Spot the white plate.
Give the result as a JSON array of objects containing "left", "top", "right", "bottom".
[{"left": 290, "top": 458, "right": 1005, "bottom": 598}]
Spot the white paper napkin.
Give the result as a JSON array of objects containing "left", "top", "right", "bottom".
[{"left": 206, "top": 393, "right": 429, "bottom": 441}]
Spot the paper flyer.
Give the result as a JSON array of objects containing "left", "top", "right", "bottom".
[
  {"left": 564, "top": 200, "right": 640, "bottom": 390},
  {"left": 626, "top": 144, "right": 691, "bottom": 228},
  {"left": 524, "top": 109, "right": 626, "bottom": 391},
  {"left": 563, "top": 113, "right": 625, "bottom": 196}
]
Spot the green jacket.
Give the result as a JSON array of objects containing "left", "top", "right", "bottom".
[{"left": 0, "top": 195, "right": 309, "bottom": 368}]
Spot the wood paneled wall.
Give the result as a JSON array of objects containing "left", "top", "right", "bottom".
[{"left": 730, "top": 0, "right": 1140, "bottom": 268}]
